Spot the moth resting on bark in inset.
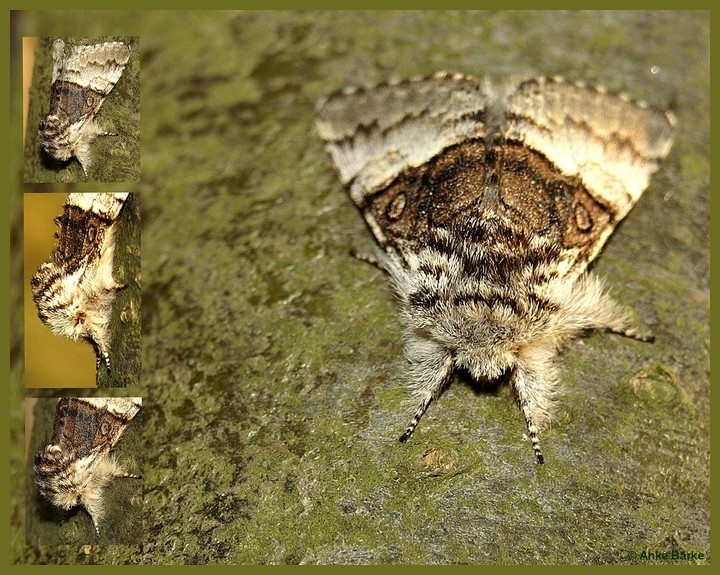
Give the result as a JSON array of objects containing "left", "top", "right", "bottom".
[
  {"left": 38, "top": 39, "right": 131, "bottom": 179},
  {"left": 316, "top": 73, "right": 675, "bottom": 463},
  {"left": 34, "top": 397, "right": 142, "bottom": 538},
  {"left": 31, "top": 193, "right": 129, "bottom": 371}
]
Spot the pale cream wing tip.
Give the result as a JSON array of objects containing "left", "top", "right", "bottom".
[
  {"left": 504, "top": 77, "right": 675, "bottom": 217},
  {"left": 66, "top": 193, "right": 129, "bottom": 221},
  {"left": 316, "top": 73, "right": 490, "bottom": 200}
]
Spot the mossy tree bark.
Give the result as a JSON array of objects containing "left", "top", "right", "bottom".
[{"left": 97, "top": 192, "right": 141, "bottom": 388}]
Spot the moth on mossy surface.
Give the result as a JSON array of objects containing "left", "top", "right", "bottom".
[
  {"left": 316, "top": 72, "right": 675, "bottom": 463},
  {"left": 33, "top": 397, "right": 142, "bottom": 540},
  {"left": 31, "top": 193, "right": 130, "bottom": 375},
  {"left": 37, "top": 38, "right": 131, "bottom": 179}
]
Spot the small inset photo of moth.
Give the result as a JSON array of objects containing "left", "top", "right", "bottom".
[
  {"left": 26, "top": 396, "right": 143, "bottom": 545},
  {"left": 24, "top": 192, "right": 141, "bottom": 388},
  {"left": 23, "top": 37, "right": 140, "bottom": 183}
]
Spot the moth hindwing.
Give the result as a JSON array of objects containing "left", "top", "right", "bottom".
[
  {"left": 31, "top": 193, "right": 130, "bottom": 373},
  {"left": 33, "top": 397, "right": 142, "bottom": 539},
  {"left": 316, "top": 72, "right": 675, "bottom": 463},
  {"left": 38, "top": 38, "right": 132, "bottom": 179}
]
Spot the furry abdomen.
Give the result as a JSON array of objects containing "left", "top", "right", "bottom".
[
  {"left": 34, "top": 445, "right": 123, "bottom": 513},
  {"left": 38, "top": 115, "right": 107, "bottom": 172},
  {"left": 31, "top": 223, "right": 120, "bottom": 365},
  {"left": 391, "top": 214, "right": 628, "bottom": 427}
]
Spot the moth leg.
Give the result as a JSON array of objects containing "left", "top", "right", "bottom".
[
  {"left": 75, "top": 126, "right": 118, "bottom": 179},
  {"left": 399, "top": 341, "right": 455, "bottom": 442},
  {"left": 510, "top": 365, "right": 555, "bottom": 464},
  {"left": 607, "top": 323, "right": 655, "bottom": 343},
  {"left": 89, "top": 471, "right": 141, "bottom": 538},
  {"left": 90, "top": 339, "right": 112, "bottom": 371},
  {"left": 514, "top": 399, "right": 545, "bottom": 465},
  {"left": 595, "top": 294, "right": 655, "bottom": 343},
  {"left": 120, "top": 472, "right": 142, "bottom": 479},
  {"left": 522, "top": 410, "right": 545, "bottom": 465},
  {"left": 76, "top": 153, "right": 93, "bottom": 180},
  {"left": 92, "top": 518, "right": 101, "bottom": 539},
  {"left": 350, "top": 249, "right": 386, "bottom": 272},
  {"left": 399, "top": 395, "right": 434, "bottom": 443}
]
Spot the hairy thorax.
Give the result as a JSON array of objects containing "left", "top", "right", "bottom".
[{"left": 395, "top": 216, "right": 621, "bottom": 383}]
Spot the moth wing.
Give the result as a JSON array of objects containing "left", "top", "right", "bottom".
[
  {"left": 504, "top": 77, "right": 675, "bottom": 275},
  {"left": 51, "top": 398, "right": 140, "bottom": 459},
  {"left": 50, "top": 39, "right": 66, "bottom": 84},
  {"left": 62, "top": 41, "right": 131, "bottom": 97},
  {"left": 316, "top": 73, "right": 491, "bottom": 214},
  {"left": 84, "top": 397, "right": 142, "bottom": 421},
  {"left": 49, "top": 193, "right": 127, "bottom": 271},
  {"left": 66, "top": 192, "right": 129, "bottom": 222}
]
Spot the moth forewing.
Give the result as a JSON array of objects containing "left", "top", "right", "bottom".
[
  {"left": 316, "top": 73, "right": 492, "bottom": 208},
  {"left": 316, "top": 72, "right": 674, "bottom": 463},
  {"left": 502, "top": 76, "right": 676, "bottom": 278}
]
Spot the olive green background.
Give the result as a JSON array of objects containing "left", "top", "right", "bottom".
[{"left": 9, "top": 10, "right": 710, "bottom": 565}]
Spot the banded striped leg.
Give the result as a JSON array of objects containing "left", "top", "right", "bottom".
[
  {"left": 510, "top": 363, "right": 557, "bottom": 465},
  {"left": 399, "top": 394, "right": 434, "bottom": 443},
  {"left": 399, "top": 342, "right": 455, "bottom": 442},
  {"left": 607, "top": 323, "right": 655, "bottom": 343},
  {"left": 522, "top": 410, "right": 545, "bottom": 465}
]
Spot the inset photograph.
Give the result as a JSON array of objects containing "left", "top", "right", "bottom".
[
  {"left": 23, "top": 37, "right": 140, "bottom": 183},
  {"left": 26, "top": 396, "right": 143, "bottom": 545},
  {"left": 24, "top": 192, "right": 141, "bottom": 388}
]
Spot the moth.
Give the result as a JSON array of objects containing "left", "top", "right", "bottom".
[
  {"left": 316, "top": 73, "right": 675, "bottom": 463},
  {"left": 31, "top": 193, "right": 129, "bottom": 371},
  {"left": 38, "top": 38, "right": 131, "bottom": 179},
  {"left": 34, "top": 397, "right": 142, "bottom": 537}
]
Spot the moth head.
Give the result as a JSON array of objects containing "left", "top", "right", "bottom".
[{"left": 454, "top": 348, "right": 516, "bottom": 384}]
